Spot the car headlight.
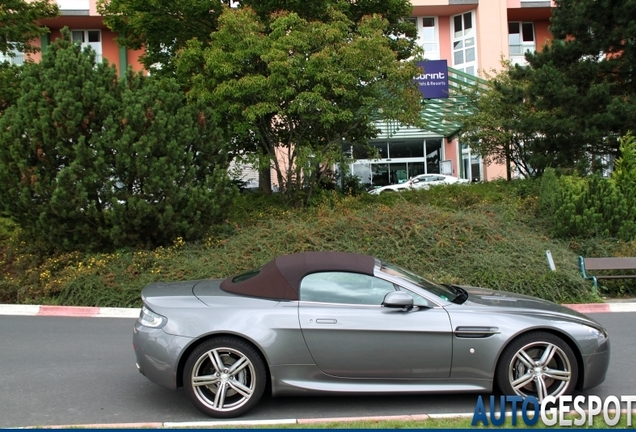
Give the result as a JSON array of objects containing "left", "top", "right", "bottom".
[
  {"left": 138, "top": 305, "right": 167, "bottom": 328},
  {"left": 586, "top": 325, "right": 608, "bottom": 340}
]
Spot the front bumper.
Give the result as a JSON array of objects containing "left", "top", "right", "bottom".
[
  {"left": 133, "top": 321, "right": 193, "bottom": 390},
  {"left": 581, "top": 336, "right": 610, "bottom": 390}
]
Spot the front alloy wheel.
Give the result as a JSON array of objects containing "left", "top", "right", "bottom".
[
  {"left": 496, "top": 332, "right": 578, "bottom": 402},
  {"left": 183, "top": 337, "right": 266, "bottom": 418}
]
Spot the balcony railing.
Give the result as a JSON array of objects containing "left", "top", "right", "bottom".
[{"left": 0, "top": 52, "right": 25, "bottom": 66}]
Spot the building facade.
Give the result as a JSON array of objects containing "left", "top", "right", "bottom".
[
  {"left": 5, "top": 0, "right": 146, "bottom": 76},
  {"left": 353, "top": 0, "right": 556, "bottom": 188},
  {"left": 6, "top": 0, "right": 556, "bottom": 188}
]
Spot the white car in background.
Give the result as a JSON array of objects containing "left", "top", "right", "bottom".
[{"left": 368, "top": 174, "right": 469, "bottom": 195}]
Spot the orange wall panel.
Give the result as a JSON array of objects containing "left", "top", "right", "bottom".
[
  {"left": 534, "top": 20, "right": 552, "bottom": 50},
  {"left": 101, "top": 29, "right": 121, "bottom": 73},
  {"left": 127, "top": 49, "right": 146, "bottom": 74}
]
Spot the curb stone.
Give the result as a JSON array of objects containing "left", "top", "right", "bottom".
[
  {"left": 2, "top": 302, "right": 636, "bottom": 318},
  {"left": 17, "top": 410, "right": 636, "bottom": 429}
]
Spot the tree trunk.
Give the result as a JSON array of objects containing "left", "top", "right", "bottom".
[
  {"left": 505, "top": 141, "right": 512, "bottom": 181},
  {"left": 259, "top": 166, "right": 272, "bottom": 194}
]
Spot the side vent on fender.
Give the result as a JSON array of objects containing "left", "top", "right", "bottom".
[{"left": 454, "top": 326, "right": 500, "bottom": 338}]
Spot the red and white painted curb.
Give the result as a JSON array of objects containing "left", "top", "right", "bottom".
[
  {"left": 1, "top": 301, "right": 635, "bottom": 318},
  {"left": 564, "top": 302, "right": 636, "bottom": 314},
  {"left": 16, "top": 415, "right": 459, "bottom": 429},
  {"left": 0, "top": 304, "right": 140, "bottom": 318}
]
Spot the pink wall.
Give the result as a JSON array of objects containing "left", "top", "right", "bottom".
[
  {"left": 445, "top": 138, "right": 459, "bottom": 177},
  {"left": 475, "top": 0, "right": 509, "bottom": 74},
  {"left": 438, "top": 16, "right": 451, "bottom": 62}
]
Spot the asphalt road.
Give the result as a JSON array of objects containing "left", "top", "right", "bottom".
[{"left": 0, "top": 312, "right": 632, "bottom": 428}]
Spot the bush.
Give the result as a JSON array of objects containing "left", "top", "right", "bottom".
[
  {"left": 0, "top": 30, "right": 234, "bottom": 251},
  {"left": 542, "top": 133, "right": 636, "bottom": 241},
  {"left": 3, "top": 194, "right": 598, "bottom": 306}
]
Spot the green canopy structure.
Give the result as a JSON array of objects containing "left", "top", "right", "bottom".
[
  {"left": 375, "top": 67, "right": 487, "bottom": 140},
  {"left": 418, "top": 67, "right": 487, "bottom": 138}
]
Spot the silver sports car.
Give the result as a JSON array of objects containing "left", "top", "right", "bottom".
[{"left": 132, "top": 251, "right": 610, "bottom": 418}]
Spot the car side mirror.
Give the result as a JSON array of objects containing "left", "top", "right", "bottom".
[{"left": 382, "top": 291, "right": 414, "bottom": 309}]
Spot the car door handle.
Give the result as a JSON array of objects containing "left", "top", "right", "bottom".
[{"left": 315, "top": 319, "right": 337, "bottom": 324}]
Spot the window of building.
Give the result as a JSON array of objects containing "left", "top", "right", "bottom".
[
  {"left": 420, "top": 17, "right": 439, "bottom": 60},
  {"left": 354, "top": 139, "right": 443, "bottom": 187},
  {"left": 508, "top": 22, "right": 536, "bottom": 65},
  {"left": 372, "top": 163, "right": 390, "bottom": 187},
  {"left": 426, "top": 139, "right": 442, "bottom": 174},
  {"left": 0, "top": 48, "right": 25, "bottom": 66},
  {"left": 404, "top": 16, "right": 439, "bottom": 59},
  {"left": 452, "top": 11, "right": 476, "bottom": 76},
  {"left": 71, "top": 30, "right": 102, "bottom": 63},
  {"left": 388, "top": 140, "right": 425, "bottom": 158},
  {"left": 461, "top": 144, "right": 482, "bottom": 182}
]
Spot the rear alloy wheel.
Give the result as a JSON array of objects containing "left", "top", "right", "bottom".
[
  {"left": 183, "top": 337, "right": 266, "bottom": 418},
  {"left": 496, "top": 332, "right": 578, "bottom": 402}
]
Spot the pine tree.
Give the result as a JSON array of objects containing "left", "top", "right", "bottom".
[
  {"left": 510, "top": 0, "right": 636, "bottom": 162},
  {"left": 0, "top": 30, "right": 233, "bottom": 251},
  {"left": 612, "top": 133, "right": 636, "bottom": 240}
]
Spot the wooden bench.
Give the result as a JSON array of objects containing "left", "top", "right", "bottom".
[{"left": 578, "top": 256, "right": 636, "bottom": 292}]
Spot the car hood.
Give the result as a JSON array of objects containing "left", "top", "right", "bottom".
[{"left": 457, "top": 285, "right": 604, "bottom": 328}]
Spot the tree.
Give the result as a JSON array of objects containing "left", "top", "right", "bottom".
[
  {"left": 97, "top": 0, "right": 416, "bottom": 77},
  {"left": 454, "top": 62, "right": 589, "bottom": 179},
  {"left": 0, "top": 0, "right": 58, "bottom": 56},
  {"left": 508, "top": 0, "right": 636, "bottom": 164},
  {"left": 0, "top": 30, "right": 233, "bottom": 251},
  {"left": 98, "top": 0, "right": 418, "bottom": 194},
  {"left": 0, "top": 63, "right": 22, "bottom": 115},
  {"left": 177, "top": 7, "right": 423, "bottom": 203},
  {"left": 97, "top": 0, "right": 229, "bottom": 77},
  {"left": 1, "top": 0, "right": 57, "bottom": 115}
]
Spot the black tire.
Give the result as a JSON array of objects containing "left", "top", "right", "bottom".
[
  {"left": 183, "top": 337, "right": 267, "bottom": 418},
  {"left": 495, "top": 331, "right": 578, "bottom": 402}
]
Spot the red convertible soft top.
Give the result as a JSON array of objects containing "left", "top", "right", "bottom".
[{"left": 220, "top": 251, "right": 376, "bottom": 300}]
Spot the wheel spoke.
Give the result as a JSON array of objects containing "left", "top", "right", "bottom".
[
  {"left": 538, "top": 344, "right": 557, "bottom": 367},
  {"left": 544, "top": 368, "right": 571, "bottom": 382},
  {"left": 192, "top": 374, "right": 220, "bottom": 387},
  {"left": 208, "top": 350, "right": 225, "bottom": 374},
  {"left": 512, "top": 372, "right": 534, "bottom": 391},
  {"left": 228, "top": 356, "right": 250, "bottom": 376},
  {"left": 516, "top": 350, "right": 536, "bottom": 369},
  {"left": 534, "top": 376, "right": 548, "bottom": 402},
  {"left": 228, "top": 379, "right": 253, "bottom": 398},
  {"left": 213, "top": 382, "right": 228, "bottom": 408}
]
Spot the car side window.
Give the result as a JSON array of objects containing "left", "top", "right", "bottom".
[
  {"left": 398, "top": 287, "right": 431, "bottom": 308},
  {"left": 300, "top": 272, "right": 396, "bottom": 305}
]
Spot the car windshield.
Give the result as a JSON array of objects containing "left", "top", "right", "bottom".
[{"left": 379, "top": 262, "right": 456, "bottom": 302}]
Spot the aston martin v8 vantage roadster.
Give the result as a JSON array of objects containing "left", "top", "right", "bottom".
[{"left": 132, "top": 251, "right": 610, "bottom": 418}]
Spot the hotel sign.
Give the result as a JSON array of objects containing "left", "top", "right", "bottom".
[{"left": 414, "top": 60, "right": 449, "bottom": 99}]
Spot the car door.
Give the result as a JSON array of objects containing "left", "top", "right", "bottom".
[{"left": 298, "top": 271, "right": 453, "bottom": 379}]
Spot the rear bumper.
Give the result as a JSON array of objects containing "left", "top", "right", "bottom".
[{"left": 133, "top": 321, "right": 193, "bottom": 390}]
